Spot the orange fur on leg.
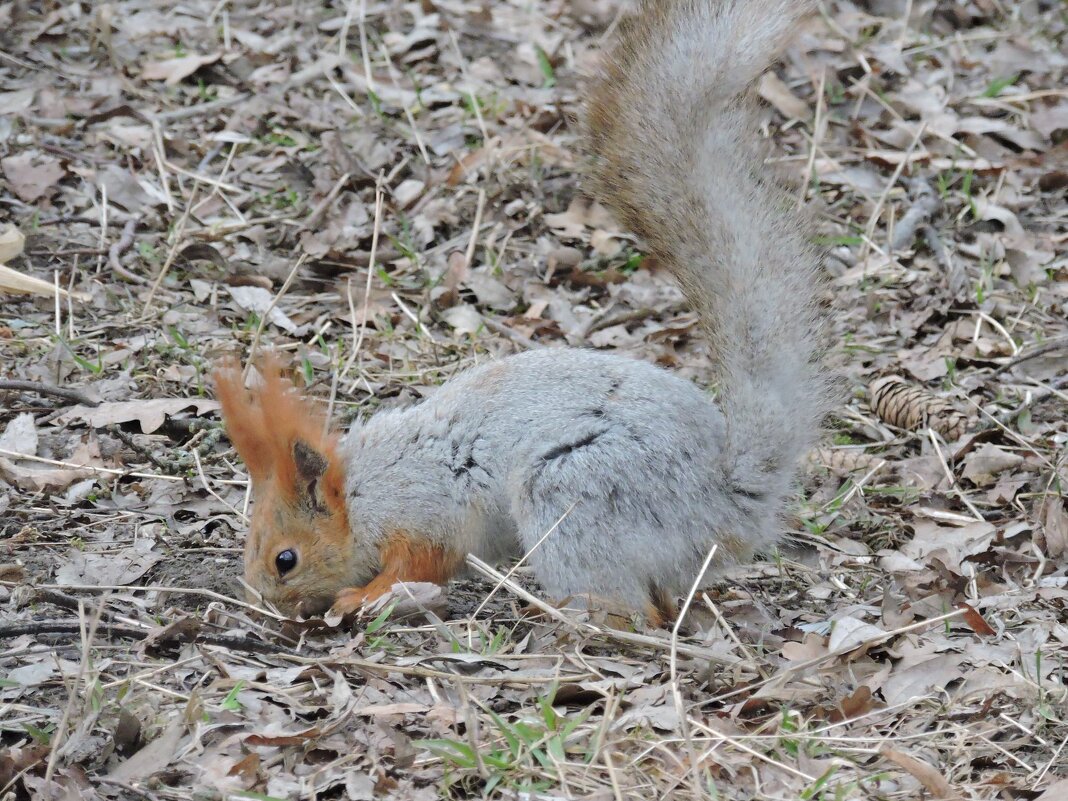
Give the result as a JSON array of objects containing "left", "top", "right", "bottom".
[
  {"left": 645, "top": 583, "right": 677, "bottom": 629},
  {"left": 332, "top": 532, "right": 463, "bottom": 615}
]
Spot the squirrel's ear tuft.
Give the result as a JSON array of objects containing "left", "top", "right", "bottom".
[
  {"left": 214, "top": 355, "right": 347, "bottom": 508},
  {"left": 214, "top": 359, "right": 271, "bottom": 481}
]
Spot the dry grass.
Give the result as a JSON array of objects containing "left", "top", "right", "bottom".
[{"left": 1, "top": 1, "right": 1066, "bottom": 799}]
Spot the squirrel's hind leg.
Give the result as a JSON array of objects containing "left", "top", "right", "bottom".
[{"left": 508, "top": 496, "right": 679, "bottom": 627}]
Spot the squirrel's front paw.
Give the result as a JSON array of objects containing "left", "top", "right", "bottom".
[
  {"left": 329, "top": 581, "right": 447, "bottom": 624},
  {"left": 330, "top": 586, "right": 373, "bottom": 617}
]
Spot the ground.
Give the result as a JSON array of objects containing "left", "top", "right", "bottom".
[{"left": 1, "top": 0, "right": 1066, "bottom": 799}]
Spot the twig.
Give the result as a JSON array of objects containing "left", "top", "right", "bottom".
[
  {"left": 0, "top": 447, "right": 247, "bottom": 485},
  {"left": 152, "top": 93, "right": 253, "bottom": 123},
  {"left": 463, "top": 189, "right": 486, "bottom": 270},
  {"left": 464, "top": 554, "right": 738, "bottom": 666},
  {"left": 582, "top": 307, "right": 655, "bottom": 338},
  {"left": 863, "top": 122, "right": 927, "bottom": 258},
  {"left": 889, "top": 178, "right": 941, "bottom": 252},
  {"left": 304, "top": 172, "right": 352, "bottom": 230},
  {"left": 108, "top": 216, "right": 144, "bottom": 284},
  {"left": 0, "top": 620, "right": 293, "bottom": 657},
  {"left": 108, "top": 424, "right": 181, "bottom": 476},
  {"left": 36, "top": 582, "right": 284, "bottom": 621},
  {"left": 926, "top": 427, "right": 985, "bottom": 522},
  {"left": 341, "top": 186, "right": 383, "bottom": 385},
  {"left": 142, "top": 186, "right": 200, "bottom": 315},
  {"left": 990, "top": 337, "right": 1068, "bottom": 377},
  {"left": 192, "top": 449, "right": 247, "bottom": 523},
  {"left": 0, "top": 380, "right": 99, "bottom": 407},
  {"left": 95, "top": 778, "right": 158, "bottom": 801},
  {"left": 244, "top": 252, "right": 310, "bottom": 378},
  {"left": 480, "top": 316, "right": 541, "bottom": 350},
  {"left": 702, "top": 607, "right": 967, "bottom": 707},
  {"left": 670, "top": 544, "right": 718, "bottom": 799},
  {"left": 797, "top": 66, "right": 826, "bottom": 208},
  {"left": 45, "top": 595, "right": 107, "bottom": 784}
]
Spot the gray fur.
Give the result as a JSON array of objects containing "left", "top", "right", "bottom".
[{"left": 340, "top": 0, "right": 829, "bottom": 609}]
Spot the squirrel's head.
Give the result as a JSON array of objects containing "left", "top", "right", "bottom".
[{"left": 214, "top": 356, "right": 368, "bottom": 618}]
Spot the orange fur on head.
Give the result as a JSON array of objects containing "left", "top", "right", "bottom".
[
  {"left": 213, "top": 354, "right": 345, "bottom": 509},
  {"left": 214, "top": 355, "right": 356, "bottom": 618}
]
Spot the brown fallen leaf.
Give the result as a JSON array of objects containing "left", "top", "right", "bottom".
[
  {"left": 758, "top": 72, "right": 811, "bottom": 120},
  {"left": 1, "top": 150, "right": 66, "bottom": 202},
  {"left": 109, "top": 718, "right": 187, "bottom": 783},
  {"left": 140, "top": 617, "right": 203, "bottom": 657},
  {"left": 245, "top": 727, "right": 322, "bottom": 747},
  {"left": 0, "top": 745, "right": 49, "bottom": 792},
  {"left": 0, "top": 418, "right": 102, "bottom": 491},
  {"left": 879, "top": 747, "right": 958, "bottom": 799},
  {"left": 112, "top": 709, "right": 142, "bottom": 756},
  {"left": 0, "top": 562, "right": 26, "bottom": 581},
  {"left": 833, "top": 685, "right": 876, "bottom": 722},
  {"left": 0, "top": 455, "right": 97, "bottom": 492},
  {"left": 228, "top": 752, "right": 261, "bottom": 784},
  {"left": 432, "top": 250, "right": 470, "bottom": 308},
  {"left": 51, "top": 398, "right": 221, "bottom": 434},
  {"left": 1038, "top": 495, "right": 1068, "bottom": 559},
  {"left": 961, "top": 444, "right": 1025, "bottom": 485},
  {"left": 54, "top": 538, "right": 163, "bottom": 587},
  {"left": 141, "top": 51, "right": 222, "bottom": 85},
  {"left": 0, "top": 223, "right": 25, "bottom": 262},
  {"left": 956, "top": 602, "right": 996, "bottom": 636},
  {"left": 1035, "top": 778, "right": 1068, "bottom": 801}
]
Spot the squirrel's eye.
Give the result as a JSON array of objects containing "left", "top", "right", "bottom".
[{"left": 275, "top": 549, "right": 297, "bottom": 576}]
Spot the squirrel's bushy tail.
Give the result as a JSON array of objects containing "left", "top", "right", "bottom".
[{"left": 589, "top": 0, "right": 829, "bottom": 505}]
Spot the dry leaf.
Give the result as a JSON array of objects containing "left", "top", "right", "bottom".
[
  {"left": 828, "top": 616, "right": 886, "bottom": 653},
  {"left": 1, "top": 150, "right": 66, "bottom": 202},
  {"left": 879, "top": 747, "right": 957, "bottom": 799},
  {"left": 961, "top": 444, "right": 1025, "bottom": 485},
  {"left": 956, "top": 602, "right": 996, "bottom": 636},
  {"left": 0, "top": 454, "right": 97, "bottom": 492},
  {"left": 226, "top": 285, "right": 309, "bottom": 335},
  {"left": 141, "top": 52, "right": 222, "bottom": 85},
  {"left": 0, "top": 224, "right": 25, "bottom": 262},
  {"left": 881, "top": 653, "right": 964, "bottom": 706},
  {"left": 109, "top": 719, "right": 186, "bottom": 782},
  {"left": 758, "top": 72, "right": 810, "bottom": 120},
  {"left": 1038, "top": 496, "right": 1068, "bottom": 559},
  {"left": 54, "top": 539, "right": 163, "bottom": 587},
  {"left": 51, "top": 398, "right": 220, "bottom": 434},
  {"left": 1035, "top": 779, "right": 1068, "bottom": 801},
  {"left": 0, "top": 413, "right": 37, "bottom": 456},
  {"left": 439, "top": 304, "right": 483, "bottom": 334}
]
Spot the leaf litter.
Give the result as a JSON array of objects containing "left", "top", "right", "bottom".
[{"left": 1, "top": 0, "right": 1066, "bottom": 799}]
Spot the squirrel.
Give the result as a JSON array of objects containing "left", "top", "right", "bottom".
[{"left": 214, "top": 0, "right": 830, "bottom": 624}]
